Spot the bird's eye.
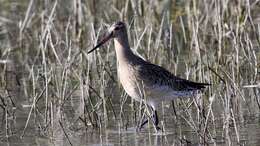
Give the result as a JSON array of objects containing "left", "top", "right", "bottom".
[{"left": 114, "top": 26, "right": 120, "bottom": 30}]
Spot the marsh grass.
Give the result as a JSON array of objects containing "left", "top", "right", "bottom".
[{"left": 0, "top": 0, "right": 259, "bottom": 145}]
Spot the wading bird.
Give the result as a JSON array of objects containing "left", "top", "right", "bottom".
[{"left": 88, "top": 21, "right": 210, "bottom": 131}]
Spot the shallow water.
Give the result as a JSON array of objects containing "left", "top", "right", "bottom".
[
  {"left": 0, "top": 47, "right": 259, "bottom": 146},
  {"left": 0, "top": 91, "right": 259, "bottom": 146},
  {"left": 1, "top": 0, "right": 260, "bottom": 146}
]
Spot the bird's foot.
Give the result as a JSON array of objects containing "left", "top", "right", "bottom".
[
  {"left": 136, "top": 113, "right": 161, "bottom": 132},
  {"left": 136, "top": 118, "right": 148, "bottom": 131},
  {"left": 136, "top": 123, "right": 161, "bottom": 132}
]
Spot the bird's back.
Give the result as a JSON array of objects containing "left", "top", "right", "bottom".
[{"left": 132, "top": 59, "right": 208, "bottom": 90}]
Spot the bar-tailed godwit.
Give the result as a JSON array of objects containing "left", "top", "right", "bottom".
[{"left": 88, "top": 21, "right": 210, "bottom": 131}]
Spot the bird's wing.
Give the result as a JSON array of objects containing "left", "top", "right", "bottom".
[{"left": 134, "top": 62, "right": 209, "bottom": 91}]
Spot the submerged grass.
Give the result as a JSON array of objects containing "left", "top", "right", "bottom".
[{"left": 0, "top": 0, "right": 259, "bottom": 145}]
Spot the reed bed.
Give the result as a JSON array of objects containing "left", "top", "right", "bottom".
[{"left": 0, "top": 0, "right": 259, "bottom": 145}]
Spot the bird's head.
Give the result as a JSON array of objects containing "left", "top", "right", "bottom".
[{"left": 88, "top": 21, "right": 126, "bottom": 54}]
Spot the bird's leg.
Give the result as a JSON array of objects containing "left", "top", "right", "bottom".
[
  {"left": 138, "top": 118, "right": 148, "bottom": 130},
  {"left": 137, "top": 110, "right": 149, "bottom": 131},
  {"left": 137, "top": 107, "right": 161, "bottom": 131},
  {"left": 152, "top": 109, "right": 160, "bottom": 131}
]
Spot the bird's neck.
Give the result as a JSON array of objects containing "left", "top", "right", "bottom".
[{"left": 114, "top": 35, "right": 135, "bottom": 64}]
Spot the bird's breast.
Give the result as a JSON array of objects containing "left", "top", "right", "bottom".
[{"left": 117, "top": 63, "right": 142, "bottom": 100}]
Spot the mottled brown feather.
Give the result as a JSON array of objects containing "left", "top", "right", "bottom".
[{"left": 130, "top": 57, "right": 210, "bottom": 91}]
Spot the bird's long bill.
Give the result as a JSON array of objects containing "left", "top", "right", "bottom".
[{"left": 87, "top": 32, "right": 113, "bottom": 54}]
